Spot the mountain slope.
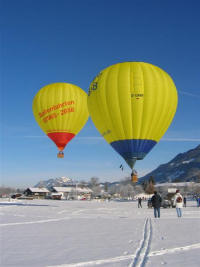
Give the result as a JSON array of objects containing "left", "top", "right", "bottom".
[
  {"left": 35, "top": 177, "right": 73, "bottom": 188},
  {"left": 139, "top": 144, "right": 200, "bottom": 183}
]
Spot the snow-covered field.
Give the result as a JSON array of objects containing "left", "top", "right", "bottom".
[{"left": 0, "top": 199, "right": 200, "bottom": 267}]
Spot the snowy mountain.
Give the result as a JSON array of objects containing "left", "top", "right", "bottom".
[
  {"left": 140, "top": 144, "right": 200, "bottom": 183},
  {"left": 35, "top": 177, "right": 73, "bottom": 189}
]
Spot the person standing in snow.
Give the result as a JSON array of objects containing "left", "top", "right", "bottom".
[
  {"left": 138, "top": 197, "right": 142, "bottom": 208},
  {"left": 173, "top": 190, "right": 183, "bottom": 217},
  {"left": 151, "top": 191, "right": 162, "bottom": 218},
  {"left": 183, "top": 197, "right": 187, "bottom": 207},
  {"left": 195, "top": 196, "right": 200, "bottom": 207}
]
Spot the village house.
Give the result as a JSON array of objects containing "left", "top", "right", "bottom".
[
  {"left": 52, "top": 186, "right": 93, "bottom": 200},
  {"left": 24, "top": 187, "right": 50, "bottom": 199}
]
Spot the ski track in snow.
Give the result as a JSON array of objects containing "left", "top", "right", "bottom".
[
  {"left": 47, "top": 255, "right": 136, "bottom": 267},
  {"left": 129, "top": 217, "right": 152, "bottom": 267},
  {"left": 149, "top": 243, "right": 200, "bottom": 256},
  {"left": 0, "top": 216, "right": 72, "bottom": 226},
  {"left": 47, "top": 217, "right": 200, "bottom": 267},
  {"left": 1, "top": 215, "right": 199, "bottom": 227},
  {"left": 1, "top": 201, "right": 200, "bottom": 266},
  {"left": 47, "top": 243, "right": 200, "bottom": 267},
  {"left": 58, "top": 209, "right": 86, "bottom": 215}
]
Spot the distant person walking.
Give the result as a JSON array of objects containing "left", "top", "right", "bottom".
[
  {"left": 195, "top": 196, "right": 199, "bottom": 207},
  {"left": 138, "top": 197, "right": 142, "bottom": 208},
  {"left": 174, "top": 190, "right": 183, "bottom": 217},
  {"left": 197, "top": 197, "right": 199, "bottom": 207},
  {"left": 183, "top": 197, "right": 187, "bottom": 208},
  {"left": 151, "top": 191, "right": 162, "bottom": 218}
]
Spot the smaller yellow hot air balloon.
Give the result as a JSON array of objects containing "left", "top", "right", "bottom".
[{"left": 33, "top": 83, "right": 89, "bottom": 157}]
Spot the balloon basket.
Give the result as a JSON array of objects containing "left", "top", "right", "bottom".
[
  {"left": 131, "top": 170, "right": 138, "bottom": 183},
  {"left": 57, "top": 152, "right": 64, "bottom": 158},
  {"left": 132, "top": 174, "right": 138, "bottom": 183}
]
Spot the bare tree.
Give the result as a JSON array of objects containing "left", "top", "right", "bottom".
[
  {"left": 120, "top": 176, "right": 132, "bottom": 185},
  {"left": 134, "top": 185, "right": 144, "bottom": 194},
  {"left": 78, "top": 180, "right": 88, "bottom": 188},
  {"left": 0, "top": 187, "right": 16, "bottom": 196},
  {"left": 108, "top": 184, "right": 118, "bottom": 196},
  {"left": 104, "top": 182, "right": 109, "bottom": 192},
  {"left": 89, "top": 177, "right": 99, "bottom": 187},
  {"left": 88, "top": 177, "right": 101, "bottom": 198},
  {"left": 194, "top": 184, "right": 200, "bottom": 195}
]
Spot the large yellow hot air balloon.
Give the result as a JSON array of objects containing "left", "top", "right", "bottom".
[
  {"left": 33, "top": 83, "right": 89, "bottom": 157},
  {"left": 88, "top": 62, "right": 178, "bottom": 175}
]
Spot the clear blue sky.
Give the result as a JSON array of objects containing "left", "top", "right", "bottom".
[{"left": 1, "top": 0, "right": 200, "bottom": 188}]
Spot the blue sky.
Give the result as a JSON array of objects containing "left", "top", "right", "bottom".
[{"left": 1, "top": 0, "right": 200, "bottom": 188}]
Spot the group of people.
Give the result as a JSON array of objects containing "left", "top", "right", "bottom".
[
  {"left": 151, "top": 190, "right": 185, "bottom": 218},
  {"left": 138, "top": 190, "right": 186, "bottom": 218}
]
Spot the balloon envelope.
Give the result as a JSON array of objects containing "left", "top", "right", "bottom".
[
  {"left": 88, "top": 62, "right": 178, "bottom": 169},
  {"left": 33, "top": 83, "right": 89, "bottom": 153}
]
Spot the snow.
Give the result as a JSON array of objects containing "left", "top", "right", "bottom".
[
  {"left": 60, "top": 177, "right": 72, "bottom": 182},
  {"left": 28, "top": 187, "right": 50, "bottom": 193},
  {"left": 168, "top": 170, "right": 185, "bottom": 180},
  {"left": 182, "top": 159, "right": 194, "bottom": 164},
  {"left": 53, "top": 187, "right": 92, "bottom": 193},
  {"left": 0, "top": 199, "right": 200, "bottom": 267},
  {"left": 155, "top": 182, "right": 200, "bottom": 187}
]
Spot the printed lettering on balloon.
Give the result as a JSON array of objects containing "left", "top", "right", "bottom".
[
  {"left": 41, "top": 101, "right": 75, "bottom": 123},
  {"left": 131, "top": 93, "right": 144, "bottom": 99},
  {"left": 88, "top": 72, "right": 102, "bottom": 95},
  {"left": 39, "top": 100, "right": 75, "bottom": 118}
]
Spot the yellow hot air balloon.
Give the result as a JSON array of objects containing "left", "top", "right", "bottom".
[
  {"left": 33, "top": 83, "right": 89, "bottom": 157},
  {"left": 88, "top": 62, "right": 178, "bottom": 174}
]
